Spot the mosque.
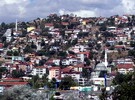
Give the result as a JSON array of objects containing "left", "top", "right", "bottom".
[{"left": 90, "top": 49, "right": 111, "bottom": 86}]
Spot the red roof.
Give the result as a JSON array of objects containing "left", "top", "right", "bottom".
[
  {"left": 115, "top": 45, "right": 125, "bottom": 48},
  {"left": 35, "top": 67, "right": 46, "bottom": 69},
  {"left": 45, "top": 23, "right": 54, "bottom": 26},
  {"left": 49, "top": 67, "right": 61, "bottom": 70},
  {"left": 62, "top": 72, "right": 80, "bottom": 74},
  {"left": 74, "top": 63, "right": 84, "bottom": 68},
  {"left": 117, "top": 34, "right": 127, "bottom": 37},
  {"left": 0, "top": 78, "right": 23, "bottom": 82},
  {"left": 61, "top": 22, "right": 69, "bottom": 25},
  {"left": 61, "top": 67, "right": 72, "bottom": 72},
  {"left": 0, "top": 43, "right": 3, "bottom": 48},
  {"left": 77, "top": 52, "right": 89, "bottom": 55},
  {"left": 117, "top": 64, "right": 134, "bottom": 69},
  {"left": 0, "top": 82, "right": 28, "bottom": 85},
  {"left": 77, "top": 52, "right": 90, "bottom": 58}
]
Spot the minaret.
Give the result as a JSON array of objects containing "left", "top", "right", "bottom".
[
  {"left": 104, "top": 48, "right": 108, "bottom": 67},
  {"left": 15, "top": 19, "right": 18, "bottom": 32}
]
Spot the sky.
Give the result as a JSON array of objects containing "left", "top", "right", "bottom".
[{"left": 1, "top": 0, "right": 135, "bottom": 23}]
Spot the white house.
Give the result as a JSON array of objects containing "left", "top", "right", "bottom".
[
  {"left": 32, "top": 67, "right": 47, "bottom": 78},
  {"left": 115, "top": 34, "right": 128, "bottom": 43},
  {"left": 117, "top": 64, "right": 134, "bottom": 74},
  {"left": 61, "top": 72, "right": 81, "bottom": 80},
  {"left": 62, "top": 58, "right": 80, "bottom": 65}
]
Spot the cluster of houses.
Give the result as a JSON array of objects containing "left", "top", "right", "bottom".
[{"left": 0, "top": 14, "right": 135, "bottom": 90}]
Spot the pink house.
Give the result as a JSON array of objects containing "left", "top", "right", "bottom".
[{"left": 48, "top": 67, "right": 61, "bottom": 80}]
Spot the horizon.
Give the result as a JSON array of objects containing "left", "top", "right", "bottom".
[{"left": 0, "top": 0, "right": 135, "bottom": 23}]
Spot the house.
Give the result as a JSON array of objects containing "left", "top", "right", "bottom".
[
  {"left": 72, "top": 63, "right": 84, "bottom": 72},
  {"left": 61, "top": 57, "right": 80, "bottom": 66},
  {"left": 61, "top": 67, "right": 81, "bottom": 80},
  {"left": 77, "top": 78, "right": 88, "bottom": 86},
  {"left": 52, "top": 59, "right": 60, "bottom": 66},
  {"left": 61, "top": 71, "right": 81, "bottom": 80},
  {"left": 114, "top": 45, "right": 125, "bottom": 50},
  {"left": 48, "top": 67, "right": 61, "bottom": 80},
  {"left": 65, "top": 29, "right": 73, "bottom": 34},
  {"left": 27, "top": 26, "right": 36, "bottom": 32},
  {"left": 32, "top": 67, "right": 48, "bottom": 78},
  {"left": 71, "top": 45, "right": 89, "bottom": 53},
  {"left": 44, "top": 23, "right": 54, "bottom": 30},
  {"left": 117, "top": 64, "right": 134, "bottom": 74},
  {"left": 77, "top": 52, "right": 90, "bottom": 62},
  {"left": 115, "top": 34, "right": 128, "bottom": 43},
  {"left": 12, "top": 56, "right": 24, "bottom": 63},
  {"left": 0, "top": 43, "right": 4, "bottom": 54},
  {"left": 107, "top": 26, "right": 117, "bottom": 32}
]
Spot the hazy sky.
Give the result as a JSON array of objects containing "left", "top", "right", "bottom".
[{"left": 1, "top": 0, "right": 135, "bottom": 23}]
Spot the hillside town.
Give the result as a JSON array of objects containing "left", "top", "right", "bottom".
[{"left": 0, "top": 14, "right": 135, "bottom": 99}]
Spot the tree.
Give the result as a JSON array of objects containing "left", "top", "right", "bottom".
[
  {"left": 128, "top": 50, "right": 135, "bottom": 58},
  {"left": 99, "top": 88, "right": 108, "bottom": 100},
  {"left": 57, "top": 51, "right": 67, "bottom": 58},
  {"left": 71, "top": 39, "right": 78, "bottom": 45},
  {"left": 118, "top": 41, "right": 123, "bottom": 45},
  {"left": 38, "top": 59, "right": 46, "bottom": 66},
  {"left": 36, "top": 49, "right": 46, "bottom": 56},
  {"left": 41, "top": 39, "right": 45, "bottom": 46},
  {"left": 13, "top": 51, "right": 19, "bottom": 56},
  {"left": 130, "top": 41, "right": 135, "bottom": 47},
  {"left": 112, "top": 72, "right": 135, "bottom": 99},
  {"left": 84, "top": 57, "right": 90, "bottom": 66},
  {"left": 48, "top": 78, "right": 56, "bottom": 89},
  {"left": 42, "top": 74, "right": 48, "bottom": 86},
  {"left": 82, "top": 68, "right": 92, "bottom": 79},
  {"left": 23, "top": 45, "right": 34, "bottom": 53},
  {"left": 1, "top": 36, "right": 6, "bottom": 42},
  {"left": 31, "top": 42, "right": 37, "bottom": 49},
  {"left": 7, "top": 50, "right": 13, "bottom": 56},
  {"left": 12, "top": 69, "right": 25, "bottom": 78},
  {"left": 99, "top": 25, "right": 107, "bottom": 31},
  {"left": 59, "top": 76, "right": 77, "bottom": 90}
]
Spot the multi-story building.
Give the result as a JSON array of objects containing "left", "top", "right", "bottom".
[
  {"left": 48, "top": 67, "right": 61, "bottom": 80},
  {"left": 32, "top": 67, "right": 47, "bottom": 78}
]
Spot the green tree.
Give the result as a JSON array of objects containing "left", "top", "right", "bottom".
[
  {"left": 48, "top": 78, "right": 56, "bottom": 89},
  {"left": 99, "top": 88, "right": 108, "bottom": 100},
  {"left": 59, "top": 76, "right": 77, "bottom": 90},
  {"left": 42, "top": 74, "right": 48, "bottom": 86},
  {"left": 23, "top": 45, "right": 34, "bottom": 53},
  {"left": 112, "top": 72, "right": 135, "bottom": 99},
  {"left": 31, "top": 42, "right": 37, "bottom": 49},
  {"left": 82, "top": 68, "right": 91, "bottom": 79},
  {"left": 12, "top": 69, "right": 25, "bottom": 78},
  {"left": 13, "top": 51, "right": 19, "bottom": 56},
  {"left": 7, "top": 50, "right": 13, "bottom": 56},
  {"left": 128, "top": 50, "right": 135, "bottom": 58},
  {"left": 99, "top": 25, "right": 107, "bottom": 31}
]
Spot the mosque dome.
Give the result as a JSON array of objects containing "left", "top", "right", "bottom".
[{"left": 95, "top": 63, "right": 107, "bottom": 71}]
